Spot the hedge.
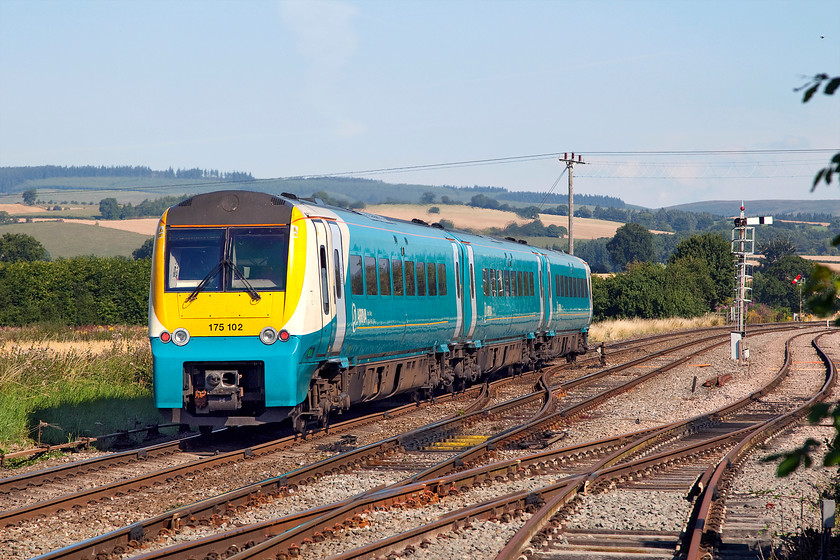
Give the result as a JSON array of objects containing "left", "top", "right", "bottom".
[{"left": 0, "top": 257, "right": 151, "bottom": 326}]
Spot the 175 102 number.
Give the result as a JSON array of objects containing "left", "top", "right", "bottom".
[{"left": 209, "top": 323, "right": 243, "bottom": 332}]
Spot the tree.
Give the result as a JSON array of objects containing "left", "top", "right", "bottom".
[
  {"left": 515, "top": 206, "right": 540, "bottom": 219},
  {"left": 0, "top": 211, "right": 13, "bottom": 224},
  {"left": 420, "top": 192, "right": 436, "bottom": 204},
  {"left": 99, "top": 198, "right": 121, "bottom": 220},
  {"left": 428, "top": 206, "right": 440, "bottom": 214},
  {"left": 758, "top": 236, "right": 796, "bottom": 269},
  {"left": 669, "top": 232, "right": 734, "bottom": 308},
  {"left": 0, "top": 233, "right": 49, "bottom": 262},
  {"left": 22, "top": 189, "right": 37, "bottom": 205},
  {"left": 132, "top": 238, "right": 154, "bottom": 260},
  {"left": 606, "top": 223, "right": 655, "bottom": 270}
]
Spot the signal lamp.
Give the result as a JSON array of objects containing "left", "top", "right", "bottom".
[
  {"left": 279, "top": 329, "right": 291, "bottom": 342},
  {"left": 172, "top": 328, "right": 190, "bottom": 346},
  {"left": 160, "top": 331, "right": 171, "bottom": 343},
  {"left": 260, "top": 326, "right": 278, "bottom": 345}
]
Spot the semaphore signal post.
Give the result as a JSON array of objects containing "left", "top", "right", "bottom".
[{"left": 730, "top": 203, "right": 773, "bottom": 363}]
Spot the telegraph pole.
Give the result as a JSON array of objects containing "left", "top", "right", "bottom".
[{"left": 559, "top": 153, "right": 585, "bottom": 255}]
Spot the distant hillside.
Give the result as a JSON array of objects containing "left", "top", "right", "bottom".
[
  {"left": 0, "top": 165, "right": 627, "bottom": 209},
  {"left": 666, "top": 199, "right": 840, "bottom": 217}
]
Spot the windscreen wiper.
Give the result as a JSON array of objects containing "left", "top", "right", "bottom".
[
  {"left": 184, "top": 259, "right": 261, "bottom": 303},
  {"left": 228, "top": 261, "right": 261, "bottom": 301},
  {"left": 185, "top": 259, "right": 227, "bottom": 303}
]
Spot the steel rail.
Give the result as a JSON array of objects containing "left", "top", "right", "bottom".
[
  {"left": 0, "top": 438, "right": 192, "bottom": 494},
  {"left": 2, "top": 377, "right": 494, "bottom": 529},
  {"left": 498, "top": 329, "right": 835, "bottom": 560},
  {"left": 116, "top": 334, "right": 778, "bottom": 560},
  {"left": 26, "top": 325, "right": 816, "bottom": 559},
  {"left": 684, "top": 332, "right": 837, "bottom": 560}
]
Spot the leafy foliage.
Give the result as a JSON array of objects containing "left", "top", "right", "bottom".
[
  {"left": 0, "top": 233, "right": 49, "bottom": 262},
  {"left": 592, "top": 261, "right": 708, "bottom": 321},
  {"left": 765, "top": 403, "right": 840, "bottom": 476},
  {"left": 669, "top": 233, "right": 734, "bottom": 308},
  {"left": 132, "top": 238, "right": 154, "bottom": 260},
  {"left": 606, "top": 223, "right": 655, "bottom": 270},
  {"left": 22, "top": 188, "right": 37, "bottom": 205},
  {"left": 0, "top": 257, "right": 150, "bottom": 325}
]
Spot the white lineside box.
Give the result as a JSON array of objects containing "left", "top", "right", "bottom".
[{"left": 730, "top": 332, "right": 741, "bottom": 360}]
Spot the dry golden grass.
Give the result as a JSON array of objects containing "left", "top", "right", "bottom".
[
  {"left": 366, "top": 204, "right": 631, "bottom": 239},
  {"left": 589, "top": 314, "right": 726, "bottom": 343},
  {"left": 0, "top": 203, "right": 46, "bottom": 215},
  {"left": 54, "top": 218, "right": 160, "bottom": 235}
]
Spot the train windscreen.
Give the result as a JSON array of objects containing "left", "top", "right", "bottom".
[{"left": 166, "top": 227, "right": 289, "bottom": 292}]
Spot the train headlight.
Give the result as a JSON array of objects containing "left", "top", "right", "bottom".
[
  {"left": 172, "top": 328, "right": 190, "bottom": 346},
  {"left": 279, "top": 329, "right": 290, "bottom": 342},
  {"left": 159, "top": 331, "right": 171, "bottom": 343},
  {"left": 259, "top": 326, "right": 278, "bottom": 345}
]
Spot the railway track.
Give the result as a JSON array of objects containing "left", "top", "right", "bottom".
[{"left": 0, "top": 323, "right": 827, "bottom": 560}]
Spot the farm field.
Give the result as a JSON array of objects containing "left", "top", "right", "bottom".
[
  {"left": 364, "top": 203, "right": 628, "bottom": 239},
  {"left": 0, "top": 221, "right": 150, "bottom": 258}
]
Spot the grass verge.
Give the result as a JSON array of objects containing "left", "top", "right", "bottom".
[{"left": 0, "top": 326, "right": 161, "bottom": 452}]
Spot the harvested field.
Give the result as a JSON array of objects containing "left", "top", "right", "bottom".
[
  {"left": 54, "top": 218, "right": 159, "bottom": 235},
  {"left": 0, "top": 204, "right": 46, "bottom": 215},
  {"left": 802, "top": 254, "right": 840, "bottom": 272},
  {"left": 365, "top": 204, "right": 643, "bottom": 239}
]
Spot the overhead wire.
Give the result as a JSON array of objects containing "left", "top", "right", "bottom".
[{"left": 11, "top": 148, "right": 839, "bottom": 197}]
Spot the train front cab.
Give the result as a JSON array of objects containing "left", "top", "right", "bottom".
[{"left": 149, "top": 192, "right": 331, "bottom": 428}]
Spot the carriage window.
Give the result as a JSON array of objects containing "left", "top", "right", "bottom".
[
  {"left": 349, "top": 255, "right": 363, "bottom": 295},
  {"left": 437, "top": 263, "right": 447, "bottom": 296},
  {"left": 517, "top": 272, "right": 524, "bottom": 297},
  {"left": 392, "top": 259, "right": 404, "bottom": 296},
  {"left": 554, "top": 275, "right": 561, "bottom": 297},
  {"left": 528, "top": 272, "right": 534, "bottom": 296},
  {"left": 416, "top": 262, "right": 427, "bottom": 296},
  {"left": 482, "top": 268, "right": 490, "bottom": 296},
  {"left": 405, "top": 260, "right": 416, "bottom": 296},
  {"left": 470, "top": 264, "right": 475, "bottom": 298},
  {"left": 365, "top": 257, "right": 377, "bottom": 295},
  {"left": 378, "top": 258, "right": 392, "bottom": 296},
  {"left": 497, "top": 270, "right": 504, "bottom": 296},
  {"left": 428, "top": 262, "right": 437, "bottom": 296},
  {"left": 489, "top": 269, "right": 496, "bottom": 296},
  {"left": 511, "top": 271, "right": 518, "bottom": 297}
]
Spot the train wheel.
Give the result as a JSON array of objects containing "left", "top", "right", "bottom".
[{"left": 198, "top": 425, "right": 213, "bottom": 436}]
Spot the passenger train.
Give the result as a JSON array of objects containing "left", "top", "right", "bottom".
[{"left": 149, "top": 190, "right": 592, "bottom": 432}]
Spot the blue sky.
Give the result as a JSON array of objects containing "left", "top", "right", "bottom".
[{"left": 1, "top": 0, "right": 838, "bottom": 208}]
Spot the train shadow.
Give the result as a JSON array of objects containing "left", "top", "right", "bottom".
[{"left": 26, "top": 396, "right": 165, "bottom": 446}]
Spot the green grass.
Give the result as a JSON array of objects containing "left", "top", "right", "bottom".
[
  {"left": 0, "top": 326, "right": 161, "bottom": 450},
  {"left": 0, "top": 222, "right": 150, "bottom": 258}
]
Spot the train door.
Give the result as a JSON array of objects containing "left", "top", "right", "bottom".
[
  {"left": 311, "top": 219, "right": 334, "bottom": 356},
  {"left": 465, "top": 244, "right": 477, "bottom": 339},
  {"left": 450, "top": 242, "right": 464, "bottom": 341},
  {"left": 536, "top": 253, "right": 546, "bottom": 331},
  {"left": 538, "top": 254, "right": 553, "bottom": 331},
  {"left": 327, "top": 221, "right": 347, "bottom": 355}
]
